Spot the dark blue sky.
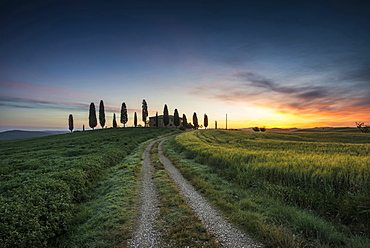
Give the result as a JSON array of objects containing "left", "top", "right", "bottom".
[{"left": 1, "top": 0, "right": 369, "bottom": 130}]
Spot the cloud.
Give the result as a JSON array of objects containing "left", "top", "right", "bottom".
[
  {"left": 0, "top": 96, "right": 89, "bottom": 111},
  {"left": 1, "top": 80, "right": 72, "bottom": 95},
  {"left": 191, "top": 70, "right": 370, "bottom": 118},
  {"left": 0, "top": 96, "right": 143, "bottom": 114},
  {"left": 297, "top": 89, "right": 329, "bottom": 100},
  {"left": 0, "top": 80, "right": 94, "bottom": 102},
  {"left": 234, "top": 72, "right": 298, "bottom": 94}
]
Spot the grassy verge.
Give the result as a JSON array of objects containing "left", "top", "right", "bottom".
[
  {"left": 0, "top": 128, "right": 179, "bottom": 247},
  {"left": 63, "top": 131, "right": 184, "bottom": 247},
  {"left": 163, "top": 135, "right": 370, "bottom": 248},
  {"left": 150, "top": 141, "right": 220, "bottom": 247},
  {"left": 62, "top": 141, "right": 145, "bottom": 247}
]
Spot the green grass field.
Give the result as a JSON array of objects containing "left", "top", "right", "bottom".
[
  {"left": 0, "top": 128, "right": 179, "bottom": 248},
  {"left": 2, "top": 127, "right": 369, "bottom": 247},
  {"left": 167, "top": 128, "right": 370, "bottom": 247}
]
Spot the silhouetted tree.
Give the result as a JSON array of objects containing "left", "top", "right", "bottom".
[
  {"left": 99, "top": 100, "right": 106, "bottom": 128},
  {"left": 204, "top": 113, "right": 208, "bottom": 129},
  {"left": 120, "top": 102, "right": 128, "bottom": 127},
  {"left": 252, "top": 127, "right": 260, "bottom": 132},
  {"left": 182, "top": 114, "right": 187, "bottom": 128},
  {"left": 68, "top": 114, "right": 74, "bottom": 132},
  {"left": 260, "top": 127, "right": 266, "bottom": 132},
  {"left": 89, "top": 102, "right": 97, "bottom": 130},
  {"left": 83, "top": 124, "right": 85, "bottom": 131},
  {"left": 356, "top": 122, "right": 369, "bottom": 133},
  {"left": 215, "top": 120, "right": 217, "bottom": 129},
  {"left": 193, "top": 112, "right": 199, "bottom": 129},
  {"left": 155, "top": 112, "right": 159, "bottom": 127},
  {"left": 113, "top": 113, "right": 117, "bottom": 128},
  {"left": 174, "top": 109, "right": 180, "bottom": 128},
  {"left": 142, "top": 99, "right": 148, "bottom": 127},
  {"left": 134, "top": 112, "right": 138, "bottom": 127},
  {"left": 163, "top": 104, "right": 169, "bottom": 127},
  {"left": 186, "top": 122, "right": 194, "bottom": 129}
]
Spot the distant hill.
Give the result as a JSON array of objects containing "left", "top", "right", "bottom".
[
  {"left": 239, "top": 127, "right": 300, "bottom": 132},
  {"left": 238, "top": 127, "right": 359, "bottom": 133},
  {"left": 298, "top": 127, "right": 358, "bottom": 132},
  {"left": 0, "top": 130, "right": 68, "bottom": 140}
]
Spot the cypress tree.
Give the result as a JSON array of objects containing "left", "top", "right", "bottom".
[
  {"left": 142, "top": 99, "right": 148, "bottom": 127},
  {"left": 155, "top": 111, "right": 159, "bottom": 127},
  {"left": 120, "top": 102, "right": 128, "bottom": 127},
  {"left": 182, "top": 114, "right": 187, "bottom": 128},
  {"left": 89, "top": 102, "right": 97, "bottom": 130},
  {"left": 193, "top": 112, "right": 198, "bottom": 129},
  {"left": 68, "top": 114, "right": 74, "bottom": 133},
  {"left": 113, "top": 113, "right": 117, "bottom": 128},
  {"left": 99, "top": 100, "right": 106, "bottom": 128},
  {"left": 215, "top": 120, "right": 217, "bottom": 129},
  {"left": 163, "top": 104, "right": 169, "bottom": 126},
  {"left": 134, "top": 112, "right": 137, "bottom": 127},
  {"left": 174, "top": 109, "right": 180, "bottom": 128},
  {"left": 204, "top": 113, "right": 208, "bottom": 129}
]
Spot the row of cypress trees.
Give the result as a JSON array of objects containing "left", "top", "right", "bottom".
[
  {"left": 88, "top": 100, "right": 143, "bottom": 129},
  {"left": 68, "top": 99, "right": 208, "bottom": 131}
]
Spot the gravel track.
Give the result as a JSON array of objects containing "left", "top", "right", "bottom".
[
  {"left": 127, "top": 140, "right": 162, "bottom": 248},
  {"left": 128, "top": 136, "right": 263, "bottom": 247},
  {"left": 158, "top": 139, "right": 264, "bottom": 248}
]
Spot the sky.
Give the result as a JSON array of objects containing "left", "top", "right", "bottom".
[{"left": 0, "top": 0, "right": 369, "bottom": 131}]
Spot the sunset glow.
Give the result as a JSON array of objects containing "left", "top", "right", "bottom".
[{"left": 1, "top": 1, "right": 369, "bottom": 131}]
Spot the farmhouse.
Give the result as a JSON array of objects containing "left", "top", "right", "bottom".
[{"left": 148, "top": 115, "right": 182, "bottom": 127}]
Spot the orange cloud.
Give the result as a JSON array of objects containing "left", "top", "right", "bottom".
[{"left": 190, "top": 71, "right": 370, "bottom": 127}]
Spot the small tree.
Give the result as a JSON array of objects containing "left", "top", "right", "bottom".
[
  {"left": 68, "top": 114, "right": 74, "bottom": 132},
  {"left": 260, "top": 127, "right": 266, "bottom": 132},
  {"left": 134, "top": 112, "right": 138, "bottom": 127},
  {"left": 215, "top": 120, "right": 217, "bottom": 129},
  {"left": 155, "top": 111, "right": 159, "bottom": 127},
  {"left": 356, "top": 122, "right": 369, "bottom": 133},
  {"left": 89, "top": 102, "right": 97, "bottom": 130},
  {"left": 193, "top": 112, "right": 199, "bottom": 129},
  {"left": 142, "top": 99, "right": 148, "bottom": 127},
  {"left": 174, "top": 109, "right": 180, "bottom": 128},
  {"left": 182, "top": 114, "right": 187, "bottom": 128},
  {"left": 252, "top": 127, "right": 260, "bottom": 132},
  {"left": 163, "top": 104, "right": 169, "bottom": 127},
  {"left": 113, "top": 113, "right": 117, "bottom": 128},
  {"left": 120, "top": 102, "right": 128, "bottom": 127},
  {"left": 204, "top": 113, "right": 208, "bottom": 129},
  {"left": 186, "top": 122, "right": 194, "bottom": 129},
  {"left": 83, "top": 124, "right": 85, "bottom": 131},
  {"left": 99, "top": 100, "right": 106, "bottom": 128}
]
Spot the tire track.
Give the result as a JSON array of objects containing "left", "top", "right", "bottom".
[
  {"left": 127, "top": 140, "right": 162, "bottom": 248},
  {"left": 158, "top": 138, "right": 263, "bottom": 248}
]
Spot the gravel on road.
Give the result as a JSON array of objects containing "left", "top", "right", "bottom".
[
  {"left": 127, "top": 140, "right": 162, "bottom": 248},
  {"left": 158, "top": 139, "right": 264, "bottom": 248}
]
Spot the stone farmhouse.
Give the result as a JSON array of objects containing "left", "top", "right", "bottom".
[{"left": 148, "top": 115, "right": 183, "bottom": 127}]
